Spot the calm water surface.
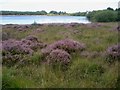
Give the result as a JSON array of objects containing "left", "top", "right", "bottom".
[{"left": 1, "top": 15, "right": 90, "bottom": 24}]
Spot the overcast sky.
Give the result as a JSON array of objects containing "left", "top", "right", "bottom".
[{"left": 0, "top": 0, "right": 119, "bottom": 13}]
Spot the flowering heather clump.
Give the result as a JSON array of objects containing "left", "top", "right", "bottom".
[
  {"left": 2, "top": 37, "right": 46, "bottom": 55},
  {"left": 2, "top": 37, "right": 46, "bottom": 65},
  {"left": 2, "top": 39, "right": 33, "bottom": 65},
  {"left": 2, "top": 39, "right": 33, "bottom": 55},
  {"left": 21, "top": 39, "right": 46, "bottom": 51},
  {"left": 13, "top": 25, "right": 30, "bottom": 31},
  {"left": 64, "top": 23, "right": 79, "bottom": 28},
  {"left": 41, "top": 39, "right": 85, "bottom": 55},
  {"left": 46, "top": 49, "right": 71, "bottom": 65},
  {"left": 41, "top": 39, "right": 85, "bottom": 65},
  {"left": 25, "top": 35, "right": 39, "bottom": 42},
  {"left": 106, "top": 44, "right": 120, "bottom": 62},
  {"left": 33, "top": 29, "right": 45, "bottom": 34}
]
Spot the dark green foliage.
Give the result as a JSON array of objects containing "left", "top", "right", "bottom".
[
  {"left": 86, "top": 11, "right": 97, "bottom": 20},
  {"left": 58, "top": 11, "right": 66, "bottom": 15},
  {"left": 115, "top": 8, "right": 120, "bottom": 11},
  {"left": 107, "top": 7, "right": 114, "bottom": 11},
  {"left": 116, "top": 8, "right": 120, "bottom": 21},
  {"left": 87, "top": 10, "right": 117, "bottom": 22},
  {"left": 2, "top": 67, "right": 36, "bottom": 89},
  {"left": 71, "top": 12, "right": 87, "bottom": 16},
  {"left": 49, "top": 11, "right": 58, "bottom": 14},
  {"left": 93, "top": 10, "right": 117, "bottom": 22},
  {"left": 68, "top": 62, "right": 104, "bottom": 80},
  {"left": 1, "top": 10, "right": 67, "bottom": 15},
  {"left": 36, "top": 10, "right": 47, "bottom": 15},
  {"left": 1, "top": 11, "right": 47, "bottom": 15},
  {"left": 116, "top": 75, "right": 120, "bottom": 88}
]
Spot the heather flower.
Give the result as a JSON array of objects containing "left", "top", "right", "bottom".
[
  {"left": 2, "top": 39, "right": 33, "bottom": 55},
  {"left": 25, "top": 35, "right": 39, "bottom": 42},
  {"left": 41, "top": 39, "right": 85, "bottom": 65},
  {"left": 33, "top": 29, "right": 45, "bottom": 34},
  {"left": 2, "top": 37, "right": 46, "bottom": 55},
  {"left": 64, "top": 23, "right": 79, "bottom": 28},
  {"left": 41, "top": 39, "right": 85, "bottom": 56},
  {"left": 2, "top": 38, "right": 46, "bottom": 65},
  {"left": 2, "top": 36, "right": 47, "bottom": 65},
  {"left": 106, "top": 44, "right": 120, "bottom": 62},
  {"left": 46, "top": 49, "right": 71, "bottom": 65},
  {"left": 13, "top": 25, "right": 30, "bottom": 31}
]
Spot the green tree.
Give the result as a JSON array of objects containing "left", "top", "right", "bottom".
[
  {"left": 49, "top": 11, "right": 58, "bottom": 14},
  {"left": 107, "top": 7, "right": 114, "bottom": 11},
  {"left": 93, "top": 10, "right": 117, "bottom": 22}
]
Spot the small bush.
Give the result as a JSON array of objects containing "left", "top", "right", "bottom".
[
  {"left": 2, "top": 37, "right": 46, "bottom": 65},
  {"left": 25, "top": 35, "right": 39, "bottom": 42},
  {"left": 41, "top": 39, "right": 85, "bottom": 56},
  {"left": 41, "top": 39, "right": 85, "bottom": 65},
  {"left": 46, "top": 49, "right": 71, "bottom": 65},
  {"left": 2, "top": 39, "right": 33, "bottom": 55},
  {"left": 106, "top": 44, "right": 120, "bottom": 63}
]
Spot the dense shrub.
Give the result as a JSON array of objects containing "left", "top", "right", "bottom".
[
  {"left": 93, "top": 10, "right": 117, "bottom": 22},
  {"left": 87, "top": 10, "right": 118, "bottom": 22}
]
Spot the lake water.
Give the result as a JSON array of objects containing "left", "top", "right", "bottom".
[{"left": 1, "top": 15, "right": 90, "bottom": 24}]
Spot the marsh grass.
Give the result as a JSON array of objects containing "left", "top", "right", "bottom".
[{"left": 2, "top": 22, "right": 119, "bottom": 88}]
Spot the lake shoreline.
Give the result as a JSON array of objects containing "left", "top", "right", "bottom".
[
  {"left": 1, "top": 22, "right": 118, "bottom": 26},
  {"left": 1, "top": 15, "right": 90, "bottom": 24}
]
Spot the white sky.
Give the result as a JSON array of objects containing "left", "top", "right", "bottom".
[{"left": 0, "top": 0, "right": 119, "bottom": 13}]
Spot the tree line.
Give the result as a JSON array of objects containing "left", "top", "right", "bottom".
[
  {"left": 86, "top": 7, "right": 119, "bottom": 22},
  {"left": 1, "top": 10, "right": 88, "bottom": 16},
  {"left": 1, "top": 10, "right": 67, "bottom": 15},
  {"left": 1, "top": 7, "right": 120, "bottom": 22}
]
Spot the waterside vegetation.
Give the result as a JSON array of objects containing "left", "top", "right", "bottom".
[{"left": 2, "top": 22, "right": 119, "bottom": 88}]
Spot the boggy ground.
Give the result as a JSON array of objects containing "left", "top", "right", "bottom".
[{"left": 1, "top": 22, "right": 119, "bottom": 88}]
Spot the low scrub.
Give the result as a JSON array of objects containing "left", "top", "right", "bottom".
[
  {"left": 106, "top": 44, "right": 120, "bottom": 63},
  {"left": 41, "top": 39, "right": 86, "bottom": 65}
]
